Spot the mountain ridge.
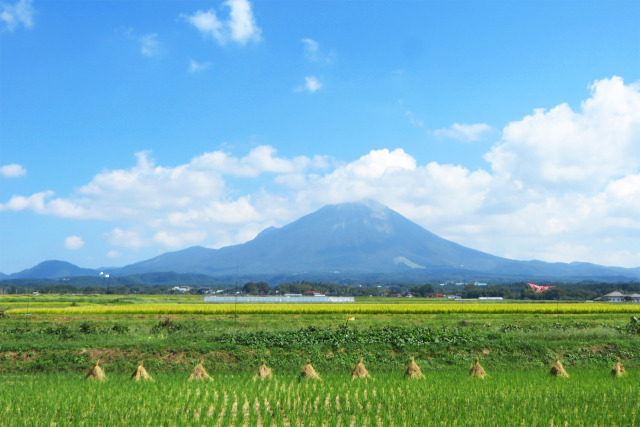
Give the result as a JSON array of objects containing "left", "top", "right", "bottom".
[{"left": 4, "top": 201, "right": 640, "bottom": 282}]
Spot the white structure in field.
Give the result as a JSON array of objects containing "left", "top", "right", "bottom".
[
  {"left": 596, "top": 291, "right": 640, "bottom": 303},
  {"left": 204, "top": 296, "right": 355, "bottom": 303}
]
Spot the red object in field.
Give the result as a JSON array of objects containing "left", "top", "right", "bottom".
[{"left": 527, "top": 283, "right": 555, "bottom": 293}]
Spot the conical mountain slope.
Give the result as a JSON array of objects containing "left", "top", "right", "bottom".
[
  {"left": 9, "top": 201, "right": 640, "bottom": 281},
  {"left": 116, "top": 201, "right": 513, "bottom": 276}
]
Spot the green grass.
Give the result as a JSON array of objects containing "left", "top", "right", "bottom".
[
  {"left": 1, "top": 295, "right": 639, "bottom": 424},
  {"left": 1, "top": 370, "right": 637, "bottom": 426},
  {"left": 1, "top": 311, "right": 639, "bottom": 374}
]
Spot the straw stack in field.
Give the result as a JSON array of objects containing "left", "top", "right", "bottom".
[
  {"left": 131, "top": 361, "right": 152, "bottom": 381},
  {"left": 351, "top": 358, "right": 370, "bottom": 379},
  {"left": 550, "top": 355, "right": 569, "bottom": 377},
  {"left": 300, "top": 360, "right": 321, "bottom": 380},
  {"left": 405, "top": 357, "right": 424, "bottom": 379},
  {"left": 254, "top": 360, "right": 272, "bottom": 380},
  {"left": 611, "top": 357, "right": 626, "bottom": 377},
  {"left": 86, "top": 361, "right": 106, "bottom": 381},
  {"left": 189, "top": 361, "right": 211, "bottom": 381},
  {"left": 469, "top": 357, "right": 486, "bottom": 378}
]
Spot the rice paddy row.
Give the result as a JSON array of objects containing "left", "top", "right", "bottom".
[
  {"left": 2, "top": 369, "right": 637, "bottom": 426},
  {"left": 6, "top": 301, "right": 640, "bottom": 315}
]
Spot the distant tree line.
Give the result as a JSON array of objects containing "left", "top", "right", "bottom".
[
  {"left": 242, "top": 281, "right": 386, "bottom": 297},
  {"left": 2, "top": 277, "right": 639, "bottom": 300}
]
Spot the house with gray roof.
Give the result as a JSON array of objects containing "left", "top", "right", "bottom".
[{"left": 596, "top": 291, "right": 640, "bottom": 303}]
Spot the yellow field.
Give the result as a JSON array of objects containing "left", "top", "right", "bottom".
[{"left": 6, "top": 301, "right": 640, "bottom": 315}]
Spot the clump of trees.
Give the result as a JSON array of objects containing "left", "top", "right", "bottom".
[{"left": 239, "top": 281, "right": 385, "bottom": 296}]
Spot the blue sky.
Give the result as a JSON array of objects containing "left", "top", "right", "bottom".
[{"left": 1, "top": 0, "right": 639, "bottom": 274}]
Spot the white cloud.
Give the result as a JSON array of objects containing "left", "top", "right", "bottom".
[
  {"left": 0, "top": 163, "right": 26, "bottom": 178},
  {"left": 64, "top": 235, "right": 84, "bottom": 250},
  {"left": 4, "top": 77, "right": 640, "bottom": 268},
  {"left": 301, "top": 38, "right": 318, "bottom": 59},
  {"left": 302, "top": 38, "right": 335, "bottom": 63},
  {"left": 1, "top": 0, "right": 34, "bottom": 31},
  {"left": 182, "top": 0, "right": 261, "bottom": 46},
  {"left": 295, "top": 76, "right": 322, "bottom": 93},
  {"left": 153, "top": 230, "right": 207, "bottom": 248},
  {"left": 0, "top": 190, "right": 91, "bottom": 218},
  {"left": 1, "top": 146, "right": 322, "bottom": 221},
  {"left": 191, "top": 145, "right": 317, "bottom": 177},
  {"left": 295, "top": 149, "right": 491, "bottom": 226},
  {"left": 226, "top": 0, "right": 261, "bottom": 44},
  {"left": 189, "top": 59, "right": 211, "bottom": 73},
  {"left": 184, "top": 10, "right": 223, "bottom": 40},
  {"left": 140, "top": 33, "right": 161, "bottom": 57},
  {"left": 434, "top": 123, "right": 492, "bottom": 142},
  {"left": 105, "top": 228, "right": 148, "bottom": 248},
  {"left": 405, "top": 111, "right": 424, "bottom": 127},
  {"left": 485, "top": 76, "right": 640, "bottom": 190}
]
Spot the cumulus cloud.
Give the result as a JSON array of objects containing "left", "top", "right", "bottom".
[
  {"left": 295, "top": 149, "right": 491, "bottom": 226},
  {"left": 0, "top": 163, "right": 26, "bottom": 178},
  {"left": 434, "top": 123, "right": 492, "bottom": 142},
  {"left": 64, "top": 235, "right": 84, "bottom": 250},
  {"left": 1, "top": 0, "right": 34, "bottom": 31},
  {"left": 3, "top": 77, "right": 640, "bottom": 267},
  {"left": 1, "top": 146, "right": 323, "bottom": 221},
  {"left": 295, "top": 76, "right": 322, "bottom": 93},
  {"left": 0, "top": 190, "right": 91, "bottom": 218},
  {"left": 182, "top": 0, "right": 261, "bottom": 46},
  {"left": 485, "top": 76, "right": 640, "bottom": 190},
  {"left": 1, "top": 146, "right": 329, "bottom": 252}
]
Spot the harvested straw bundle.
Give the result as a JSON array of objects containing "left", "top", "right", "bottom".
[
  {"left": 351, "top": 358, "right": 370, "bottom": 379},
  {"left": 550, "top": 355, "right": 569, "bottom": 377},
  {"left": 405, "top": 357, "right": 424, "bottom": 379},
  {"left": 86, "top": 361, "right": 106, "bottom": 381},
  {"left": 189, "top": 361, "right": 211, "bottom": 381},
  {"left": 254, "top": 360, "right": 272, "bottom": 380},
  {"left": 611, "top": 357, "right": 626, "bottom": 377},
  {"left": 469, "top": 357, "right": 486, "bottom": 378},
  {"left": 131, "top": 362, "right": 152, "bottom": 381},
  {"left": 300, "top": 360, "right": 321, "bottom": 380}
]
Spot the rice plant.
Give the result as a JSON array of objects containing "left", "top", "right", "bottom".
[
  {"left": 1, "top": 369, "right": 638, "bottom": 426},
  {"left": 7, "top": 301, "right": 640, "bottom": 316}
]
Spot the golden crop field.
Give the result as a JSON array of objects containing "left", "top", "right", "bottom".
[{"left": 6, "top": 301, "right": 640, "bottom": 315}]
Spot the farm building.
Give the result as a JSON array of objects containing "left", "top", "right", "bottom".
[
  {"left": 304, "top": 291, "right": 326, "bottom": 297},
  {"left": 595, "top": 292, "right": 640, "bottom": 303}
]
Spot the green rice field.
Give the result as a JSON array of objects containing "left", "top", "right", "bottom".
[
  {"left": 1, "top": 294, "right": 639, "bottom": 424},
  {"left": 1, "top": 369, "right": 637, "bottom": 426}
]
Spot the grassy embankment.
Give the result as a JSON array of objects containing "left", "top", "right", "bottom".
[{"left": 1, "top": 294, "right": 639, "bottom": 374}]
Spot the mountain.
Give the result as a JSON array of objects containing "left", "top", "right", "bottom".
[
  {"left": 7, "top": 260, "right": 99, "bottom": 280},
  {"left": 111, "top": 201, "right": 640, "bottom": 282},
  {"left": 5, "top": 201, "right": 640, "bottom": 283}
]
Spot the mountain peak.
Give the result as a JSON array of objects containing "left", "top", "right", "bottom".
[
  {"left": 7, "top": 201, "right": 640, "bottom": 282},
  {"left": 9, "top": 260, "right": 99, "bottom": 280}
]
